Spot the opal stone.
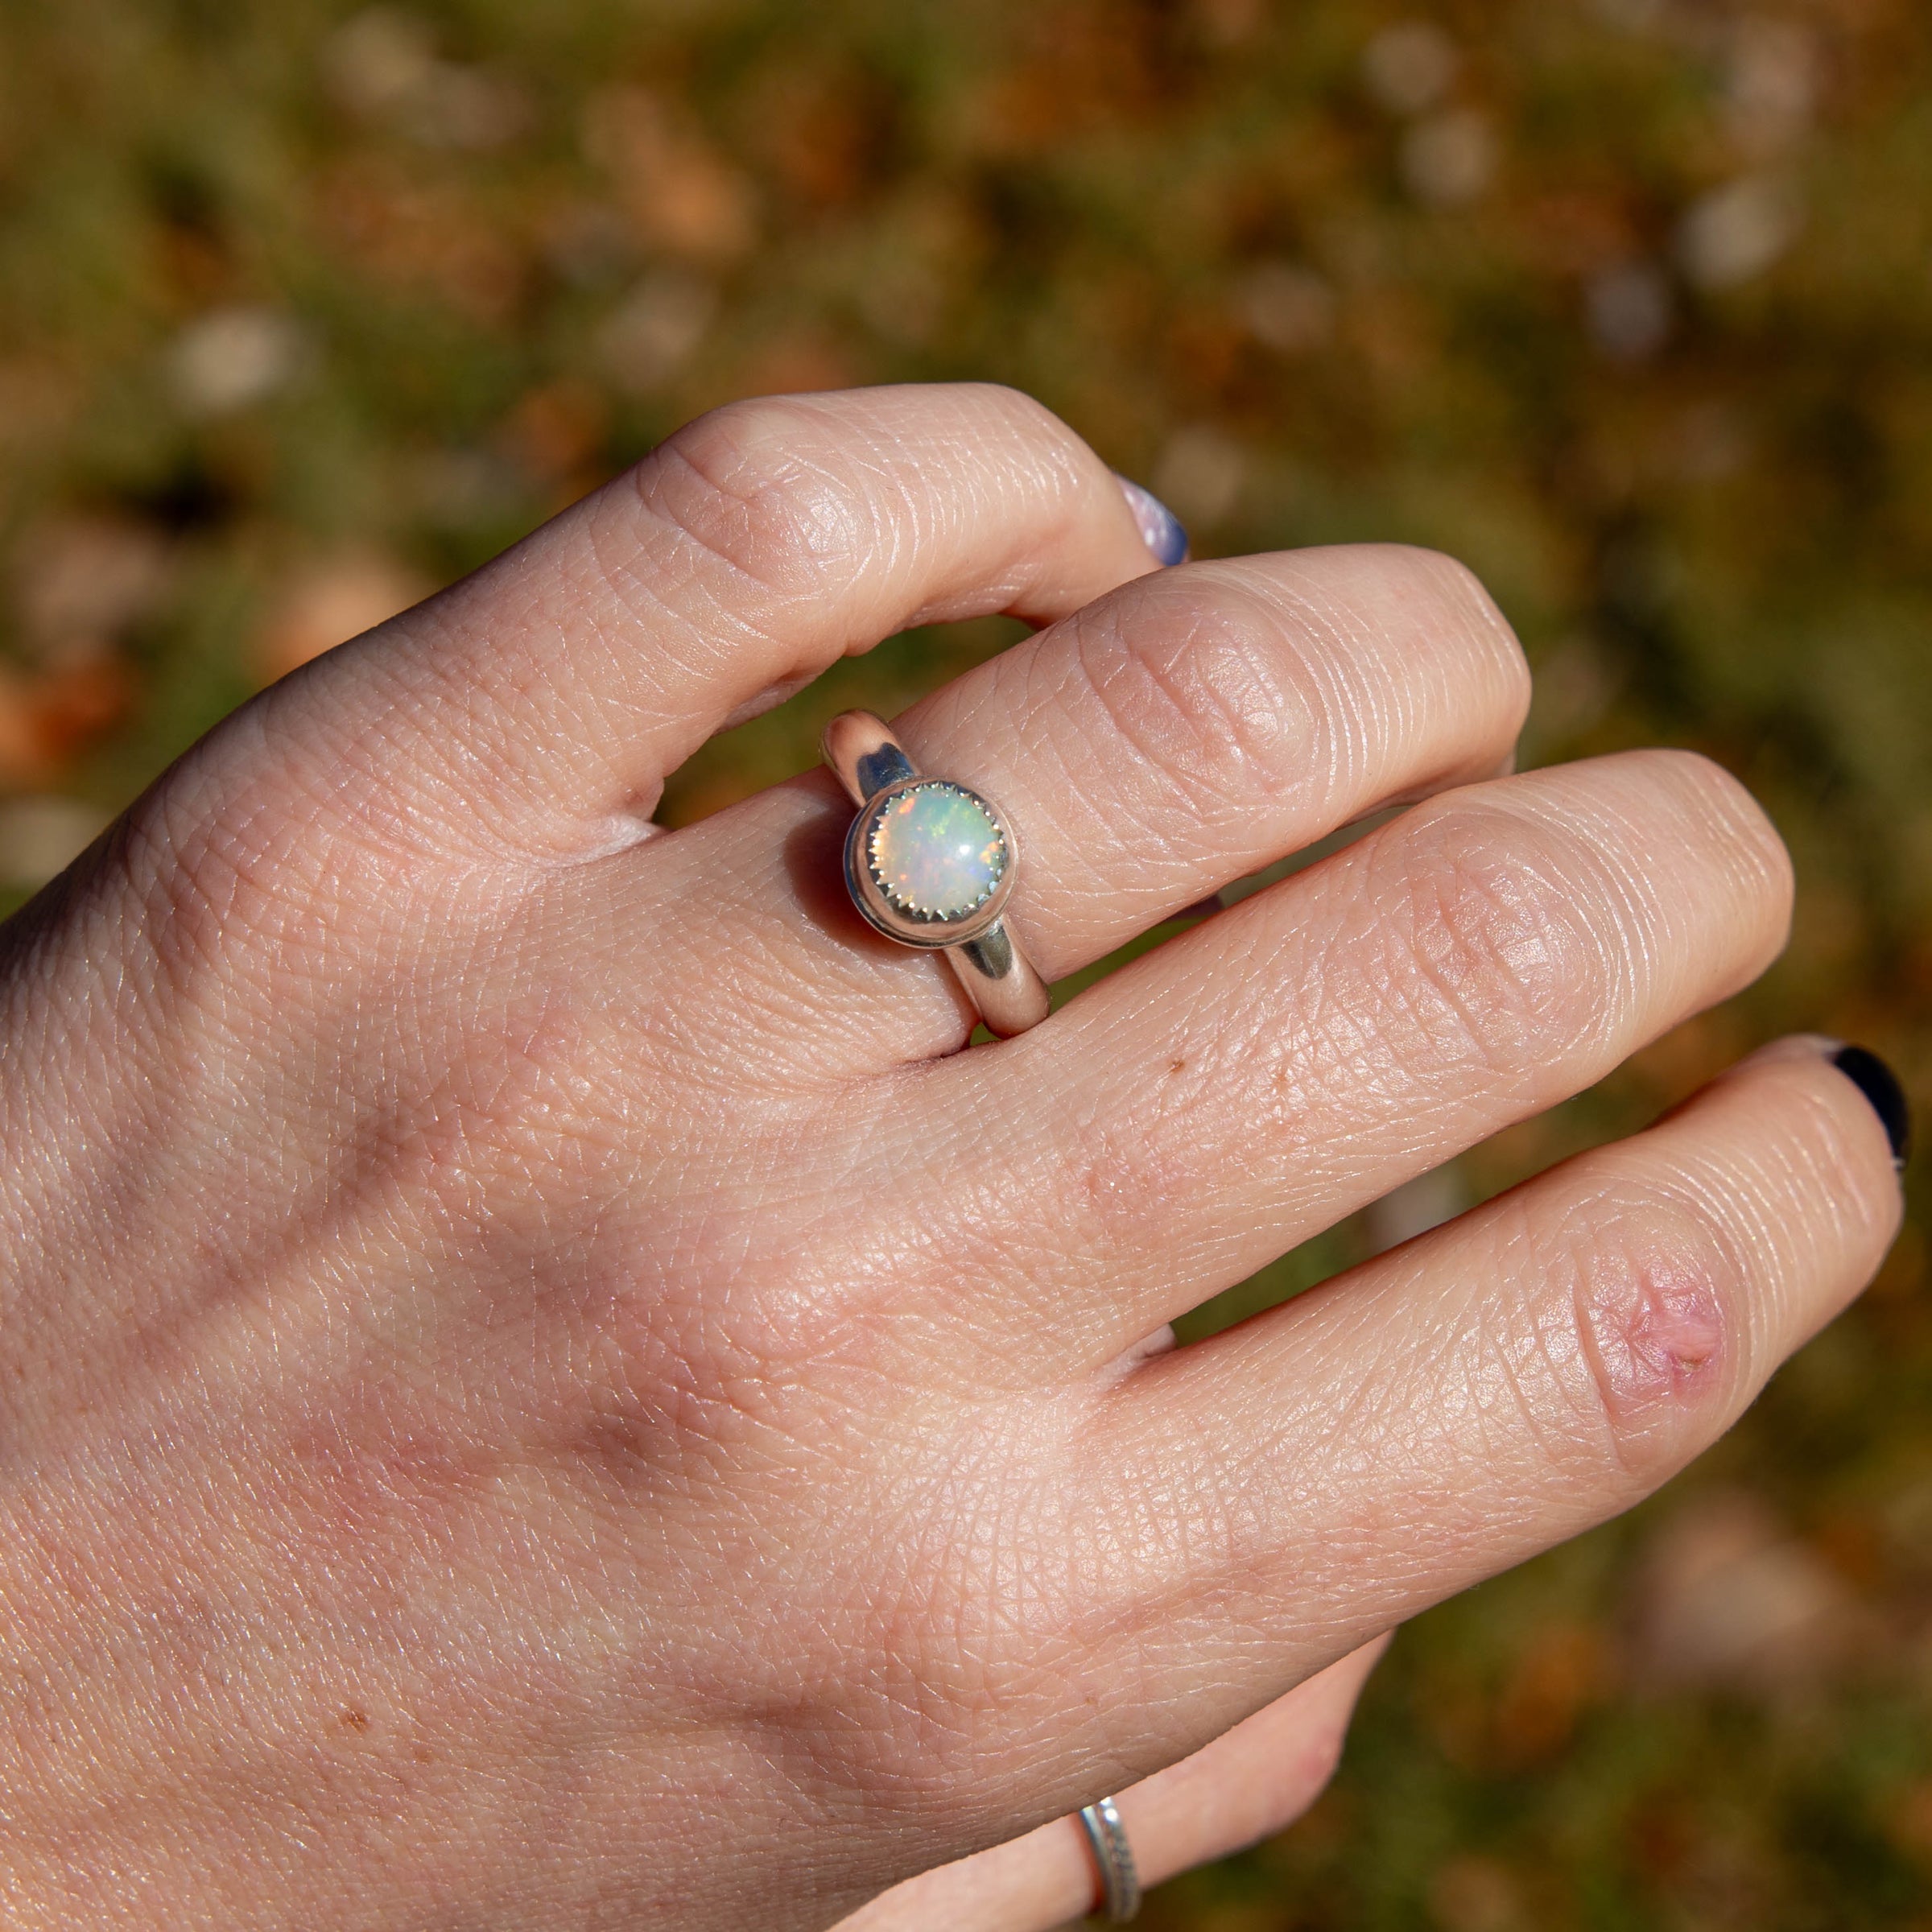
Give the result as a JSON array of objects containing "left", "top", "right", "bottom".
[{"left": 868, "top": 782, "right": 1006, "bottom": 919}]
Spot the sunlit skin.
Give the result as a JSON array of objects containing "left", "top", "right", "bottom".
[{"left": 0, "top": 386, "right": 1900, "bottom": 1930}]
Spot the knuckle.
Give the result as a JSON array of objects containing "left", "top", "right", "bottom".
[
  {"left": 1372, "top": 803, "right": 1620, "bottom": 1075},
  {"left": 1062, "top": 543, "right": 1537, "bottom": 844},
  {"left": 116, "top": 741, "right": 350, "bottom": 1015},
  {"left": 630, "top": 384, "right": 1096, "bottom": 613},
  {"left": 1067, "top": 578, "right": 1316, "bottom": 823},
  {"left": 635, "top": 395, "right": 877, "bottom": 599},
  {"left": 1525, "top": 1189, "right": 1738, "bottom": 1475}
]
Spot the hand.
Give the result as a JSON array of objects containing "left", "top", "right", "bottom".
[{"left": 0, "top": 385, "right": 1901, "bottom": 1930}]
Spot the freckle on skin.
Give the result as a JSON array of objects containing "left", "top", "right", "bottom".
[
  {"left": 341, "top": 1708, "right": 369, "bottom": 1732},
  {"left": 1168, "top": 1059, "right": 1187, "bottom": 1076}
]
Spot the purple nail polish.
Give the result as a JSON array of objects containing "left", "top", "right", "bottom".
[{"left": 1114, "top": 474, "right": 1189, "bottom": 567}]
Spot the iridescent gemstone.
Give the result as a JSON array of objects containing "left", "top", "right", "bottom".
[{"left": 867, "top": 782, "right": 1007, "bottom": 920}]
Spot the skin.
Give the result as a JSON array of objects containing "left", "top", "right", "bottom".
[{"left": 0, "top": 384, "right": 1901, "bottom": 1930}]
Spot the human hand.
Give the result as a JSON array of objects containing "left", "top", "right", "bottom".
[{"left": 0, "top": 385, "right": 1902, "bottom": 1929}]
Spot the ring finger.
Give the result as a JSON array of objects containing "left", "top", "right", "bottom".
[{"left": 910, "top": 746, "right": 1792, "bottom": 1363}]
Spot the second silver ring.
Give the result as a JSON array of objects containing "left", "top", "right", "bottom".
[{"left": 1076, "top": 1795, "right": 1141, "bottom": 1922}]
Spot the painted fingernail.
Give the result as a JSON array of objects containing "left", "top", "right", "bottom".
[
  {"left": 1114, "top": 474, "right": 1189, "bottom": 566},
  {"left": 1831, "top": 1044, "right": 1912, "bottom": 1167}
]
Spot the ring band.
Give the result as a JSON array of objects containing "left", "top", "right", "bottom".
[
  {"left": 1076, "top": 1795, "right": 1141, "bottom": 1922},
  {"left": 821, "top": 710, "right": 1050, "bottom": 1038}
]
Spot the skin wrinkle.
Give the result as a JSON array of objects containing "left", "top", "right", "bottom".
[
  {"left": 1022, "top": 641, "right": 1184, "bottom": 876},
  {"left": 569, "top": 478, "right": 819, "bottom": 727},
  {"left": 1021, "top": 662, "right": 1143, "bottom": 908},
  {"left": 1261, "top": 558, "right": 1507, "bottom": 798},
  {"left": 638, "top": 393, "right": 1075, "bottom": 650},
  {"left": 1242, "top": 581, "right": 1381, "bottom": 807},
  {"left": 311, "top": 603, "right": 630, "bottom": 864},
  {"left": 637, "top": 427, "right": 870, "bottom": 605},
  {"left": 1392, "top": 825, "right": 1601, "bottom": 1078},
  {"left": 1752, "top": 1084, "right": 1875, "bottom": 1335},
  {"left": 1070, "top": 586, "right": 1311, "bottom": 829},
  {"left": 895, "top": 401, "right": 1108, "bottom": 625},
  {"left": 1505, "top": 797, "right": 1656, "bottom": 1028}
]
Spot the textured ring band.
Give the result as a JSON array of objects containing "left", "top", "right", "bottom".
[
  {"left": 1076, "top": 1795, "right": 1142, "bottom": 1922},
  {"left": 821, "top": 710, "right": 1050, "bottom": 1038}
]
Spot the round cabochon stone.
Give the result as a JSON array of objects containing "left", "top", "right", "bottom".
[{"left": 868, "top": 782, "right": 1006, "bottom": 919}]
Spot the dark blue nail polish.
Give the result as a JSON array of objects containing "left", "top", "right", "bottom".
[
  {"left": 1114, "top": 474, "right": 1189, "bottom": 567},
  {"left": 1832, "top": 1045, "right": 1911, "bottom": 1166}
]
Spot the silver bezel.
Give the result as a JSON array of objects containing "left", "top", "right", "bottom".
[{"left": 843, "top": 777, "right": 1018, "bottom": 948}]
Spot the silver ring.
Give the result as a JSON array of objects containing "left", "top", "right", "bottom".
[
  {"left": 1076, "top": 1795, "right": 1141, "bottom": 1922},
  {"left": 821, "top": 710, "right": 1050, "bottom": 1038}
]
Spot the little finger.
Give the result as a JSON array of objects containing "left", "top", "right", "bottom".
[{"left": 836, "top": 1641, "right": 1388, "bottom": 1932}]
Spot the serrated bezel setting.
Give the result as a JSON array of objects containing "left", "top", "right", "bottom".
[{"left": 844, "top": 777, "right": 1018, "bottom": 947}]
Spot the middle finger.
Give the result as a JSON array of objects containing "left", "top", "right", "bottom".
[{"left": 638, "top": 543, "right": 1529, "bottom": 1071}]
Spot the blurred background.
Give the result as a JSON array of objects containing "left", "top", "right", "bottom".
[{"left": 1, "top": 0, "right": 1928, "bottom": 1923}]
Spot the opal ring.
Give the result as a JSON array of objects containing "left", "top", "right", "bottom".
[
  {"left": 1076, "top": 1796, "right": 1141, "bottom": 1921},
  {"left": 821, "top": 710, "right": 1050, "bottom": 1038}
]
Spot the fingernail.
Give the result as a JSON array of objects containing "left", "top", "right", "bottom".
[
  {"left": 1831, "top": 1044, "right": 1912, "bottom": 1168},
  {"left": 1114, "top": 474, "right": 1189, "bottom": 567}
]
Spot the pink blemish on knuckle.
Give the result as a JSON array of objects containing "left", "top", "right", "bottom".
[{"left": 1579, "top": 1247, "right": 1728, "bottom": 1435}]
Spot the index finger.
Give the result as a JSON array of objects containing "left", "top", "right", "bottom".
[{"left": 268, "top": 385, "right": 1172, "bottom": 857}]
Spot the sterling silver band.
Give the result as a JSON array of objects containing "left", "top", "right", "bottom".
[
  {"left": 821, "top": 710, "right": 1050, "bottom": 1038},
  {"left": 1076, "top": 1795, "right": 1141, "bottom": 1922}
]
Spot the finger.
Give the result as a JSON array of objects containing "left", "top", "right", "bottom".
[
  {"left": 266, "top": 385, "right": 1169, "bottom": 854},
  {"left": 836, "top": 1641, "right": 1386, "bottom": 1932},
  {"left": 636, "top": 543, "right": 1528, "bottom": 1069},
  {"left": 904, "top": 545, "right": 1525, "bottom": 976},
  {"left": 1108, "top": 1633, "right": 1388, "bottom": 1893},
  {"left": 908, "top": 749, "right": 1793, "bottom": 1357},
  {"left": 1012, "top": 1038, "right": 1902, "bottom": 1808}
]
